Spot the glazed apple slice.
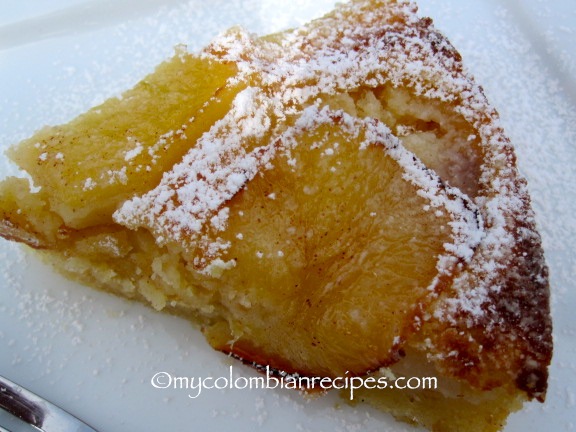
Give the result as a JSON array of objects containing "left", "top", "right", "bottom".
[
  {"left": 116, "top": 102, "right": 481, "bottom": 378},
  {"left": 6, "top": 50, "right": 238, "bottom": 230}
]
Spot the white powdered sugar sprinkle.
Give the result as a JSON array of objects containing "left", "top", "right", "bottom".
[{"left": 113, "top": 0, "right": 541, "bottom": 322}]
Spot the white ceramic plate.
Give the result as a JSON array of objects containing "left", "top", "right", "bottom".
[{"left": 1, "top": 1, "right": 575, "bottom": 431}]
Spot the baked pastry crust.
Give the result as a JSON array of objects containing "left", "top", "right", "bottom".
[{"left": 0, "top": 1, "right": 552, "bottom": 431}]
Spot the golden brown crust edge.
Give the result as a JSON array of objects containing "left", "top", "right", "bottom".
[
  {"left": 418, "top": 190, "right": 552, "bottom": 401},
  {"left": 400, "top": 20, "right": 553, "bottom": 401}
]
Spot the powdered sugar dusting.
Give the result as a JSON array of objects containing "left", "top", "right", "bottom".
[
  {"left": 114, "top": 87, "right": 278, "bottom": 268},
  {"left": 115, "top": 0, "right": 524, "bottom": 319}
]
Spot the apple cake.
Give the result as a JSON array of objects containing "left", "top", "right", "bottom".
[{"left": 0, "top": 0, "right": 552, "bottom": 431}]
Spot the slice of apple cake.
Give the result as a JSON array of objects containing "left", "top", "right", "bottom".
[{"left": 0, "top": 1, "right": 552, "bottom": 431}]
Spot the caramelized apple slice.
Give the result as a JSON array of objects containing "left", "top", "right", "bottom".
[
  {"left": 7, "top": 49, "right": 238, "bottom": 229},
  {"left": 116, "top": 104, "right": 481, "bottom": 377}
]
